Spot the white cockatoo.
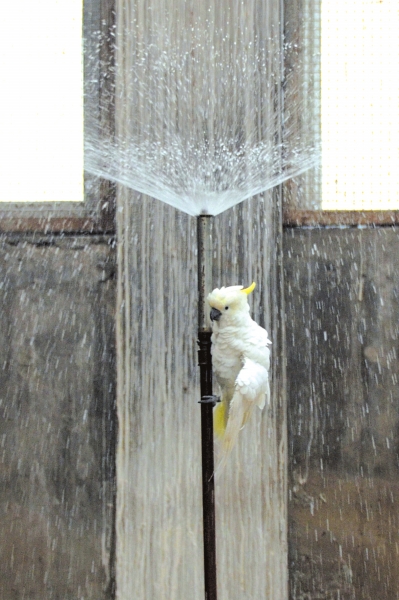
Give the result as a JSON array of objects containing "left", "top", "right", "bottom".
[{"left": 207, "top": 282, "right": 271, "bottom": 468}]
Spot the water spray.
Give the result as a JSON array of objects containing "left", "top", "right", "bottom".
[{"left": 85, "top": 0, "right": 319, "bottom": 595}]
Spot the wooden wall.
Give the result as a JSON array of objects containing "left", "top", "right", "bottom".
[
  {"left": 2, "top": 225, "right": 398, "bottom": 599},
  {"left": 115, "top": 191, "right": 287, "bottom": 600},
  {"left": 285, "top": 227, "right": 399, "bottom": 599},
  {"left": 0, "top": 235, "right": 116, "bottom": 599}
]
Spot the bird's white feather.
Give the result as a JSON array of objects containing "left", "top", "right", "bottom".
[{"left": 207, "top": 284, "right": 271, "bottom": 470}]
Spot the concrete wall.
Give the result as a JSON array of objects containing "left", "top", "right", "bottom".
[
  {"left": 285, "top": 227, "right": 399, "bottom": 599},
  {"left": 0, "top": 235, "right": 116, "bottom": 599}
]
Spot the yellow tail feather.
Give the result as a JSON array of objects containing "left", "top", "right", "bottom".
[{"left": 213, "top": 401, "right": 227, "bottom": 439}]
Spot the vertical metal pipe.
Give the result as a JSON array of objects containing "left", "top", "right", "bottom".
[
  {"left": 197, "top": 215, "right": 213, "bottom": 332},
  {"left": 197, "top": 215, "right": 218, "bottom": 600}
]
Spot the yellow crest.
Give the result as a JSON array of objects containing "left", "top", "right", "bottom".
[{"left": 242, "top": 281, "right": 256, "bottom": 295}]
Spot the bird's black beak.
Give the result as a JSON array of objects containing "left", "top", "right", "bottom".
[{"left": 210, "top": 307, "right": 222, "bottom": 322}]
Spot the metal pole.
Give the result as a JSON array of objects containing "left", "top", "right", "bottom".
[{"left": 197, "top": 215, "right": 218, "bottom": 600}]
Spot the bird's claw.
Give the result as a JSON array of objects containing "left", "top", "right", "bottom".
[{"left": 198, "top": 395, "right": 221, "bottom": 405}]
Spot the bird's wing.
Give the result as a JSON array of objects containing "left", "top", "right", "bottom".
[
  {"left": 236, "top": 356, "right": 270, "bottom": 410},
  {"left": 257, "top": 324, "right": 272, "bottom": 348},
  {"left": 216, "top": 358, "right": 269, "bottom": 471},
  {"left": 242, "top": 322, "right": 271, "bottom": 371}
]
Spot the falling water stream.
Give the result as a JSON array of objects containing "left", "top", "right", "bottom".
[
  {"left": 84, "top": 0, "right": 317, "bottom": 598},
  {"left": 116, "top": 196, "right": 287, "bottom": 600}
]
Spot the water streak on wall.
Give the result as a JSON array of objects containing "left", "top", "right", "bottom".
[
  {"left": 116, "top": 191, "right": 287, "bottom": 599},
  {"left": 114, "top": 0, "right": 288, "bottom": 596}
]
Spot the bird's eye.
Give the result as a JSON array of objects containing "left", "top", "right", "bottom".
[{"left": 225, "top": 306, "right": 229, "bottom": 310}]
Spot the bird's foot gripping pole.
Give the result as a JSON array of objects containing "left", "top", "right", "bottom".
[{"left": 198, "top": 396, "right": 220, "bottom": 405}]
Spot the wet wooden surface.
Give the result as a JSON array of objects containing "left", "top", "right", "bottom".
[
  {"left": 285, "top": 227, "right": 399, "bottom": 599},
  {"left": 116, "top": 191, "right": 288, "bottom": 600},
  {"left": 3, "top": 224, "right": 398, "bottom": 599},
  {"left": 0, "top": 235, "right": 116, "bottom": 599}
]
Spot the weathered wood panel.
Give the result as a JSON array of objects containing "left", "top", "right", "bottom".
[
  {"left": 116, "top": 190, "right": 287, "bottom": 599},
  {"left": 285, "top": 227, "right": 399, "bottom": 599},
  {"left": 0, "top": 235, "right": 116, "bottom": 599}
]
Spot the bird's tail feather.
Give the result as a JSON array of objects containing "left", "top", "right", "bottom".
[
  {"left": 241, "top": 400, "right": 255, "bottom": 429},
  {"left": 213, "top": 400, "right": 227, "bottom": 439},
  {"left": 216, "top": 389, "right": 246, "bottom": 472}
]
